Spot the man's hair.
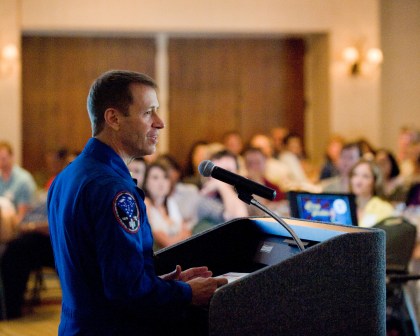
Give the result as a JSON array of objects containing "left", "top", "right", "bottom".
[
  {"left": 0, "top": 141, "right": 13, "bottom": 155},
  {"left": 243, "top": 146, "right": 266, "bottom": 158},
  {"left": 210, "top": 149, "right": 239, "bottom": 170},
  {"left": 87, "top": 70, "right": 158, "bottom": 136},
  {"left": 341, "top": 141, "right": 362, "bottom": 158}
]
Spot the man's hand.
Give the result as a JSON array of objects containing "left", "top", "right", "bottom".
[
  {"left": 188, "top": 277, "right": 228, "bottom": 306},
  {"left": 160, "top": 265, "right": 212, "bottom": 282}
]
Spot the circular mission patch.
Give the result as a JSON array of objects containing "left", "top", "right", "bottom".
[{"left": 113, "top": 191, "right": 140, "bottom": 233}]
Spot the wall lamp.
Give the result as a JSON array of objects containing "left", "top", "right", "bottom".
[
  {"left": 0, "top": 43, "right": 19, "bottom": 78},
  {"left": 342, "top": 46, "right": 383, "bottom": 76}
]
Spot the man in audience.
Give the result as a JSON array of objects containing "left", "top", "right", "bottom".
[
  {"left": 1, "top": 147, "right": 72, "bottom": 319},
  {"left": 1, "top": 201, "right": 54, "bottom": 319},
  {"left": 0, "top": 141, "right": 37, "bottom": 226},
  {"left": 243, "top": 147, "right": 285, "bottom": 216},
  {"left": 195, "top": 150, "right": 248, "bottom": 232},
  {"left": 249, "top": 134, "right": 293, "bottom": 191},
  {"left": 321, "top": 142, "right": 362, "bottom": 193},
  {"left": 221, "top": 130, "right": 246, "bottom": 175},
  {"left": 270, "top": 126, "right": 289, "bottom": 158}
]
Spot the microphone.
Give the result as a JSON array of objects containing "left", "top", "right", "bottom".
[{"left": 198, "top": 160, "right": 276, "bottom": 201}]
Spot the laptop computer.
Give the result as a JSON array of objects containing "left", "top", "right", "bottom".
[{"left": 287, "top": 191, "right": 358, "bottom": 226}]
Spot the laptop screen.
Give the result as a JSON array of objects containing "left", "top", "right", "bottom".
[{"left": 287, "top": 191, "right": 358, "bottom": 226}]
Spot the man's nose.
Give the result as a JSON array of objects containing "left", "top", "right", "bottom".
[{"left": 153, "top": 113, "right": 165, "bottom": 129}]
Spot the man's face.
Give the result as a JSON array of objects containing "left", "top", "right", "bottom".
[
  {"left": 338, "top": 147, "right": 360, "bottom": 176},
  {"left": 0, "top": 148, "right": 13, "bottom": 172},
  {"left": 250, "top": 135, "right": 273, "bottom": 158},
  {"left": 119, "top": 84, "right": 164, "bottom": 157},
  {"left": 244, "top": 151, "right": 266, "bottom": 175},
  {"left": 213, "top": 156, "right": 238, "bottom": 174}
]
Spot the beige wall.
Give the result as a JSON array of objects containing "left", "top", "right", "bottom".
[
  {"left": 0, "top": 0, "right": 21, "bottom": 162},
  {"left": 381, "top": 0, "right": 420, "bottom": 153},
  {"left": 1, "top": 0, "right": 388, "bottom": 164}
]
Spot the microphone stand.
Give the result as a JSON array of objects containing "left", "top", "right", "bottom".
[{"left": 236, "top": 190, "right": 306, "bottom": 252}]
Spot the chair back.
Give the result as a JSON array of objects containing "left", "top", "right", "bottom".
[{"left": 373, "top": 216, "right": 417, "bottom": 273}]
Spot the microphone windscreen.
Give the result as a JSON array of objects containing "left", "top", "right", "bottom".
[{"left": 198, "top": 160, "right": 214, "bottom": 177}]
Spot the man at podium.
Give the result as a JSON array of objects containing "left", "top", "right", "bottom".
[{"left": 47, "top": 70, "right": 227, "bottom": 335}]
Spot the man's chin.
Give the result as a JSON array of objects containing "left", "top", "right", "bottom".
[{"left": 141, "top": 147, "right": 156, "bottom": 157}]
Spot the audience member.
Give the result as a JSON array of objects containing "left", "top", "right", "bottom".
[
  {"left": 143, "top": 162, "right": 192, "bottom": 250},
  {"left": 221, "top": 131, "right": 246, "bottom": 175},
  {"left": 279, "top": 132, "right": 312, "bottom": 184},
  {"left": 349, "top": 159, "right": 394, "bottom": 227},
  {"left": 357, "top": 138, "right": 376, "bottom": 160},
  {"left": 222, "top": 130, "right": 243, "bottom": 158},
  {"left": 0, "top": 141, "right": 37, "bottom": 226},
  {"left": 406, "top": 152, "right": 420, "bottom": 206},
  {"left": 321, "top": 141, "right": 362, "bottom": 193},
  {"left": 397, "top": 127, "right": 417, "bottom": 174},
  {"left": 0, "top": 148, "right": 78, "bottom": 319},
  {"left": 43, "top": 148, "right": 70, "bottom": 191},
  {"left": 243, "top": 147, "right": 286, "bottom": 215},
  {"left": 0, "top": 201, "right": 54, "bottom": 319},
  {"left": 319, "top": 134, "right": 345, "bottom": 181},
  {"left": 249, "top": 134, "right": 293, "bottom": 191},
  {"left": 155, "top": 154, "right": 200, "bottom": 228},
  {"left": 270, "top": 126, "right": 289, "bottom": 158},
  {"left": 195, "top": 150, "right": 248, "bottom": 232},
  {"left": 375, "top": 148, "right": 408, "bottom": 203},
  {"left": 182, "top": 140, "right": 210, "bottom": 189},
  {"left": 127, "top": 157, "right": 147, "bottom": 188}
]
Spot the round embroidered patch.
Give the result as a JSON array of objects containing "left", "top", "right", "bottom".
[{"left": 113, "top": 191, "right": 140, "bottom": 233}]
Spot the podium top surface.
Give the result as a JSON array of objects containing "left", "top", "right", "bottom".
[{"left": 251, "top": 216, "right": 377, "bottom": 243}]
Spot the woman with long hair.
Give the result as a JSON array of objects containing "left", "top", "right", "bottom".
[
  {"left": 143, "top": 162, "right": 192, "bottom": 250},
  {"left": 349, "top": 158, "right": 394, "bottom": 227}
]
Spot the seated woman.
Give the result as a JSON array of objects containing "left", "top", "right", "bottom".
[
  {"left": 143, "top": 162, "right": 192, "bottom": 250},
  {"left": 375, "top": 148, "right": 408, "bottom": 203},
  {"left": 349, "top": 159, "right": 395, "bottom": 227}
]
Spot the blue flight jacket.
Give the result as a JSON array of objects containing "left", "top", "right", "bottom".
[{"left": 47, "top": 138, "right": 191, "bottom": 335}]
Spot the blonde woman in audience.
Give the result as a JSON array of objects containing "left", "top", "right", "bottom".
[
  {"left": 143, "top": 162, "right": 192, "bottom": 250},
  {"left": 349, "top": 158, "right": 394, "bottom": 227}
]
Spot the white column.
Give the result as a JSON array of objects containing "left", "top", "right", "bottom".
[{"left": 155, "top": 33, "right": 169, "bottom": 154}]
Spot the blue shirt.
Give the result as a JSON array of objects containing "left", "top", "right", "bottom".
[
  {"left": 47, "top": 138, "right": 191, "bottom": 335},
  {"left": 0, "top": 165, "right": 36, "bottom": 209}
]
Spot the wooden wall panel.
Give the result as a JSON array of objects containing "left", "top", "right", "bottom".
[
  {"left": 168, "top": 38, "right": 305, "bottom": 169},
  {"left": 22, "top": 36, "right": 155, "bottom": 181},
  {"left": 22, "top": 36, "right": 304, "bottom": 183}
]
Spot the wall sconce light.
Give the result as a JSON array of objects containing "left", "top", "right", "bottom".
[
  {"left": 342, "top": 46, "right": 383, "bottom": 76},
  {"left": 0, "top": 43, "right": 19, "bottom": 78}
]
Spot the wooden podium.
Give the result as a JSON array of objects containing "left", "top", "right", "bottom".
[{"left": 154, "top": 217, "right": 386, "bottom": 335}]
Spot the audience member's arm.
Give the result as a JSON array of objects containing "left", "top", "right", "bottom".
[
  {"left": 152, "top": 224, "right": 191, "bottom": 248},
  {"left": 15, "top": 204, "right": 30, "bottom": 224},
  {"left": 18, "top": 220, "right": 49, "bottom": 235},
  {"left": 213, "top": 180, "right": 248, "bottom": 220},
  {"left": 200, "top": 178, "right": 248, "bottom": 221}
]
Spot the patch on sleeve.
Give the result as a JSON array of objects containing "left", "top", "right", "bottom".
[{"left": 113, "top": 191, "right": 140, "bottom": 233}]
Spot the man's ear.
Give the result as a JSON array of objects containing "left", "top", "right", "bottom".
[{"left": 103, "top": 108, "right": 121, "bottom": 131}]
